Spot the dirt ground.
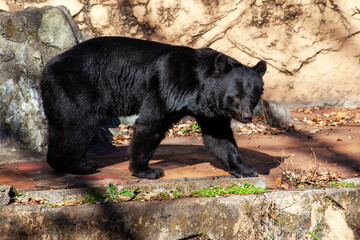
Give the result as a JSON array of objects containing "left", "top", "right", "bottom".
[{"left": 107, "top": 107, "right": 360, "bottom": 189}]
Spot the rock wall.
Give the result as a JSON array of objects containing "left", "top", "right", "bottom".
[
  {"left": 0, "top": 6, "right": 84, "bottom": 152},
  {"left": 2, "top": 0, "right": 360, "bottom": 107}
]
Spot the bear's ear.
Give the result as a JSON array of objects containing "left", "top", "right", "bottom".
[
  {"left": 252, "top": 60, "right": 267, "bottom": 77},
  {"left": 214, "top": 54, "right": 231, "bottom": 75}
]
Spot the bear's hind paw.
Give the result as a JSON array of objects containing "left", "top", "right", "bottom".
[{"left": 230, "top": 164, "right": 258, "bottom": 178}]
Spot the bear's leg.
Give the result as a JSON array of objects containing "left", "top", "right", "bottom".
[
  {"left": 46, "top": 124, "right": 68, "bottom": 172},
  {"left": 129, "top": 122, "right": 167, "bottom": 179},
  {"left": 197, "top": 117, "right": 258, "bottom": 178},
  {"left": 59, "top": 118, "right": 100, "bottom": 174}
]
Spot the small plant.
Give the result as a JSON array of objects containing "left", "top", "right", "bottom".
[
  {"left": 191, "top": 183, "right": 268, "bottom": 197},
  {"left": 172, "top": 189, "right": 185, "bottom": 198},
  {"left": 102, "top": 183, "right": 137, "bottom": 202},
  {"left": 45, "top": 202, "right": 55, "bottom": 207},
  {"left": 181, "top": 128, "right": 188, "bottom": 134},
  {"left": 102, "top": 183, "right": 119, "bottom": 201},
  {"left": 9, "top": 186, "right": 23, "bottom": 203},
  {"left": 330, "top": 181, "right": 355, "bottom": 188},
  {"left": 80, "top": 184, "right": 138, "bottom": 204},
  {"left": 81, "top": 191, "right": 97, "bottom": 204},
  {"left": 159, "top": 192, "right": 170, "bottom": 199},
  {"left": 108, "top": 182, "right": 116, "bottom": 196},
  {"left": 181, "top": 122, "right": 202, "bottom": 134},
  {"left": 119, "top": 189, "right": 136, "bottom": 199},
  {"left": 190, "top": 122, "right": 201, "bottom": 133},
  {"left": 308, "top": 226, "right": 321, "bottom": 240}
]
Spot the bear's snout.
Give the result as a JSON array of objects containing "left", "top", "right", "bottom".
[
  {"left": 241, "top": 112, "right": 253, "bottom": 123},
  {"left": 233, "top": 111, "right": 253, "bottom": 123}
]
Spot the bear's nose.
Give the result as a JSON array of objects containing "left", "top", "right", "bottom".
[{"left": 242, "top": 112, "right": 252, "bottom": 122}]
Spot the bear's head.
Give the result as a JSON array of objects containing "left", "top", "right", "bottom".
[{"left": 210, "top": 54, "right": 266, "bottom": 123}]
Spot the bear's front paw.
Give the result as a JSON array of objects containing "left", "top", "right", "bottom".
[
  {"left": 230, "top": 164, "right": 258, "bottom": 178},
  {"left": 130, "top": 167, "right": 164, "bottom": 179}
]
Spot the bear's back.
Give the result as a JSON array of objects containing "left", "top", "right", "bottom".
[{"left": 64, "top": 37, "right": 174, "bottom": 66}]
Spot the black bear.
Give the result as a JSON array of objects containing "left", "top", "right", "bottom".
[{"left": 40, "top": 37, "right": 266, "bottom": 179}]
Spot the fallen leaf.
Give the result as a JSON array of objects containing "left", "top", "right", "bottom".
[
  {"left": 280, "top": 182, "right": 290, "bottom": 190},
  {"left": 119, "top": 195, "right": 132, "bottom": 201},
  {"left": 275, "top": 177, "right": 282, "bottom": 186},
  {"left": 334, "top": 112, "right": 347, "bottom": 121},
  {"left": 304, "top": 107, "right": 312, "bottom": 114}
]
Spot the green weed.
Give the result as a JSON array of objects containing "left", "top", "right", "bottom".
[
  {"left": 330, "top": 181, "right": 356, "bottom": 188},
  {"left": 119, "top": 189, "right": 137, "bottom": 199},
  {"left": 102, "top": 182, "right": 119, "bottom": 200},
  {"left": 9, "top": 186, "right": 23, "bottom": 203},
  {"left": 181, "top": 122, "right": 201, "bottom": 134},
  {"left": 159, "top": 192, "right": 170, "bottom": 199},
  {"left": 108, "top": 182, "right": 116, "bottom": 196},
  {"left": 191, "top": 183, "right": 268, "bottom": 197},
  {"left": 308, "top": 226, "right": 321, "bottom": 240},
  {"left": 172, "top": 189, "right": 184, "bottom": 198},
  {"left": 102, "top": 183, "right": 137, "bottom": 202},
  {"left": 190, "top": 122, "right": 201, "bottom": 133},
  {"left": 81, "top": 191, "right": 97, "bottom": 204},
  {"left": 181, "top": 128, "right": 189, "bottom": 134},
  {"left": 60, "top": 183, "right": 269, "bottom": 205}
]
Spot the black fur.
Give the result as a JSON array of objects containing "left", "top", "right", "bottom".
[{"left": 40, "top": 36, "right": 266, "bottom": 178}]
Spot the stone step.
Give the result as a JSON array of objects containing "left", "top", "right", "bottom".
[{"left": 0, "top": 184, "right": 359, "bottom": 240}]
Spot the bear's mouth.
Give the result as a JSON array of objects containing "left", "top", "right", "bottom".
[{"left": 232, "top": 112, "right": 252, "bottom": 123}]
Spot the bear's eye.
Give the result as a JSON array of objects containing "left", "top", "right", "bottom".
[{"left": 232, "top": 96, "right": 241, "bottom": 101}]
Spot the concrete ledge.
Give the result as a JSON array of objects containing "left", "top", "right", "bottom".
[
  {"left": 116, "top": 175, "right": 265, "bottom": 193},
  {"left": 1, "top": 185, "right": 359, "bottom": 239},
  {"left": 15, "top": 176, "right": 265, "bottom": 205}
]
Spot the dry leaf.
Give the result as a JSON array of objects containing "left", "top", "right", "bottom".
[{"left": 303, "top": 107, "right": 312, "bottom": 114}]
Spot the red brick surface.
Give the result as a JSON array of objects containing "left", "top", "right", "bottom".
[{"left": 0, "top": 167, "right": 36, "bottom": 189}]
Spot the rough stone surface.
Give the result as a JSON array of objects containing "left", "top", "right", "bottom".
[
  {"left": 0, "top": 6, "right": 84, "bottom": 152},
  {"left": 15, "top": 176, "right": 266, "bottom": 204},
  {"left": 0, "top": 187, "right": 358, "bottom": 239},
  {"left": 38, "top": 7, "right": 80, "bottom": 50},
  {"left": 3, "top": 0, "right": 360, "bottom": 107},
  {"left": 0, "top": 185, "right": 12, "bottom": 206}
]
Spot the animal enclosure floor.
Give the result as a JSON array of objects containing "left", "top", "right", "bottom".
[{"left": 0, "top": 107, "right": 359, "bottom": 190}]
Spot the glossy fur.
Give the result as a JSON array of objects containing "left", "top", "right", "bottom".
[{"left": 41, "top": 37, "right": 266, "bottom": 178}]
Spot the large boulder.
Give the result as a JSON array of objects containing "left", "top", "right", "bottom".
[{"left": 0, "top": 6, "right": 85, "bottom": 154}]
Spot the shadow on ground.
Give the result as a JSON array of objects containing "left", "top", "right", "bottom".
[{"left": 91, "top": 144, "right": 283, "bottom": 176}]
